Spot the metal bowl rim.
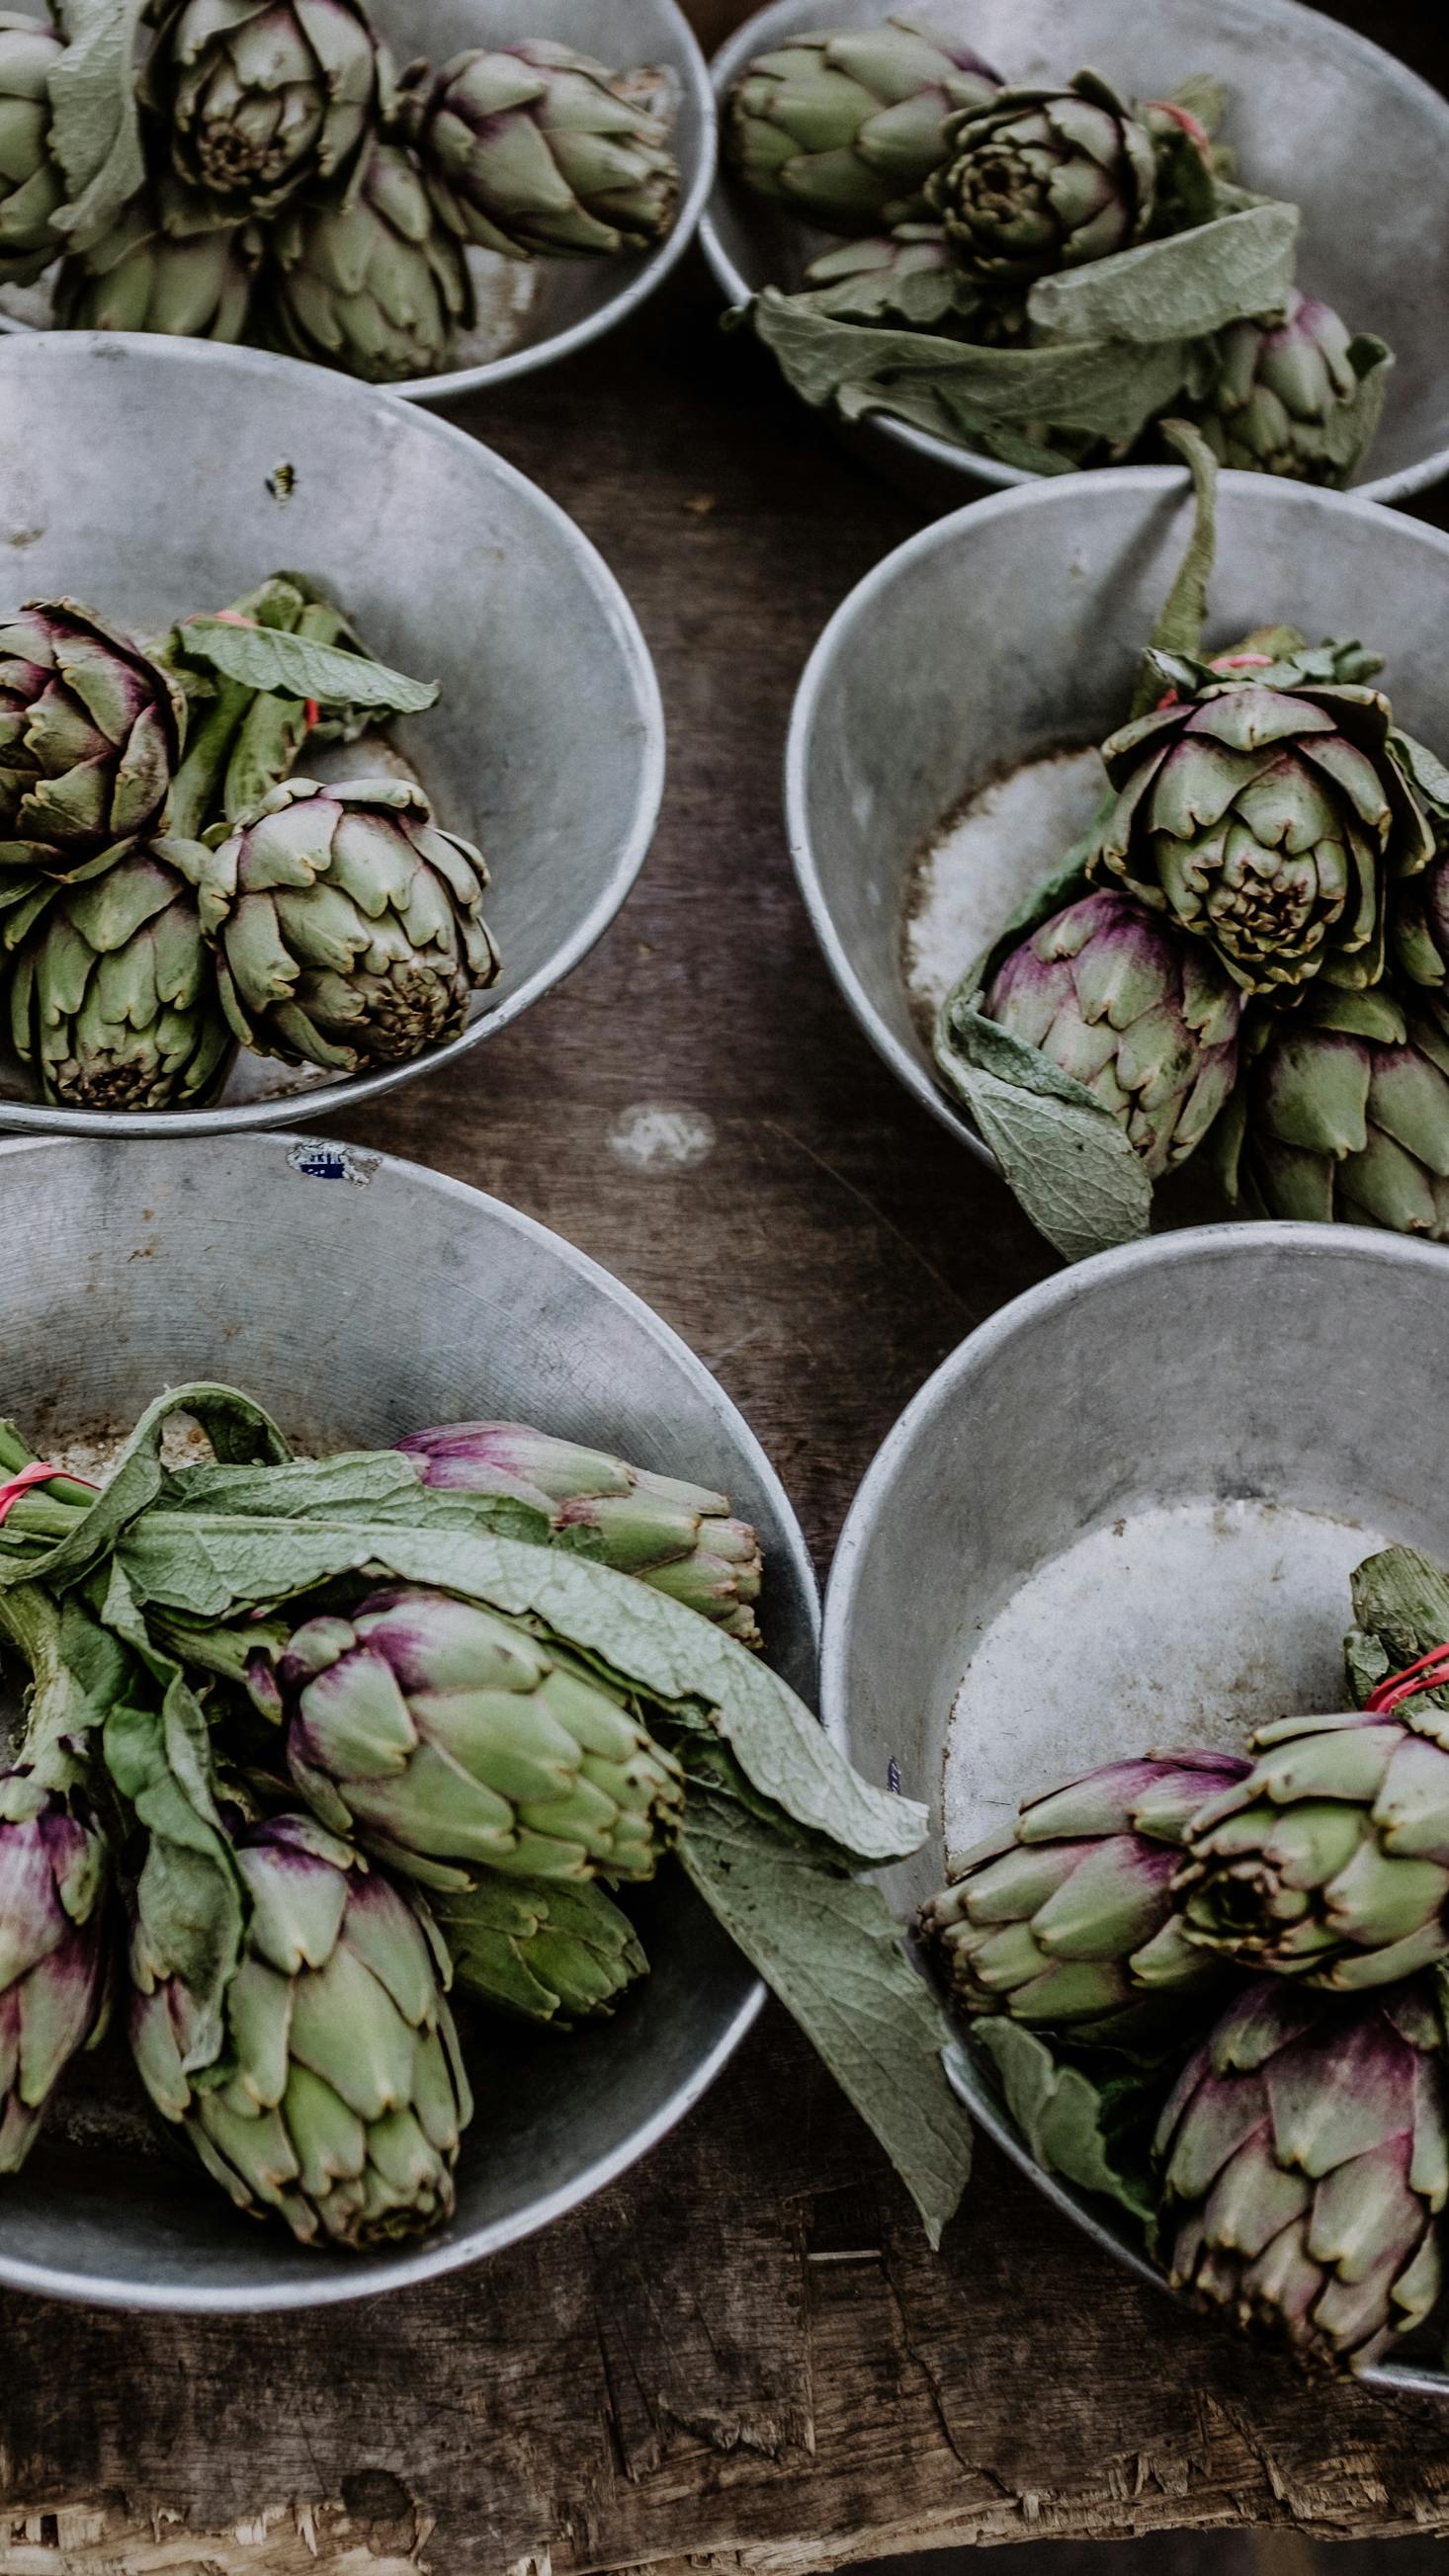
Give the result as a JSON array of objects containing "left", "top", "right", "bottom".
[
  {"left": 0, "top": 0, "right": 718, "bottom": 405},
  {"left": 0, "top": 331, "right": 667, "bottom": 1139},
  {"left": 0, "top": 1125, "right": 821, "bottom": 2312},
  {"left": 785, "top": 462, "right": 1449, "bottom": 1167},
  {"left": 699, "top": 0, "right": 1449, "bottom": 504},
  {"left": 821, "top": 1215, "right": 1449, "bottom": 2398}
]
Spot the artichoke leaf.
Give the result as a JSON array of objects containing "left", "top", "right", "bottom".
[
  {"left": 153, "top": 1452, "right": 551, "bottom": 1548},
  {"left": 47, "top": 0, "right": 148, "bottom": 253},
  {"left": 935, "top": 987, "right": 1152, "bottom": 1265},
  {"left": 1029, "top": 202, "right": 1300, "bottom": 348},
  {"left": 1347, "top": 1544, "right": 1449, "bottom": 1738},
  {"left": 973, "top": 2018, "right": 1157, "bottom": 2227},
  {"left": 177, "top": 620, "right": 439, "bottom": 722}
]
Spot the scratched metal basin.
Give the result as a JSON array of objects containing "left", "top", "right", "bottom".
[
  {"left": 0, "top": 1132, "right": 818, "bottom": 2312},
  {"left": 823, "top": 1223, "right": 1449, "bottom": 2396},
  {"left": 0, "top": 331, "right": 664, "bottom": 1137},
  {"left": 702, "top": 0, "right": 1449, "bottom": 505},
  {"left": 0, "top": 0, "right": 717, "bottom": 401}
]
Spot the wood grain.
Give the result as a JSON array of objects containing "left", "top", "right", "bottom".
[{"left": 6, "top": 5, "right": 1449, "bottom": 2563}]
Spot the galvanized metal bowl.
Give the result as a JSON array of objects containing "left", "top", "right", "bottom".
[
  {"left": 788, "top": 465, "right": 1449, "bottom": 1167},
  {"left": 702, "top": 0, "right": 1449, "bottom": 505},
  {"left": 0, "top": 1130, "right": 817, "bottom": 2311},
  {"left": 0, "top": 0, "right": 717, "bottom": 401},
  {"left": 0, "top": 330, "right": 664, "bottom": 1137},
  {"left": 822, "top": 1220, "right": 1449, "bottom": 2396}
]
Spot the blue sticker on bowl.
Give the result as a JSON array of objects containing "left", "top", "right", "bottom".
[{"left": 287, "top": 1143, "right": 378, "bottom": 1187}]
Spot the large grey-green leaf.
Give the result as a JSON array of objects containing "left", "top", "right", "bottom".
[
  {"left": 973, "top": 2020, "right": 1154, "bottom": 2224},
  {"left": 934, "top": 997, "right": 1151, "bottom": 1263},
  {"left": 681, "top": 1790, "right": 970, "bottom": 2247},
  {"left": 179, "top": 620, "right": 439, "bottom": 719},
  {"left": 48, "top": 0, "right": 147, "bottom": 253},
  {"left": 155, "top": 1453, "right": 551, "bottom": 1545},
  {"left": 1133, "top": 419, "right": 1220, "bottom": 713},
  {"left": 1029, "top": 204, "right": 1300, "bottom": 347}
]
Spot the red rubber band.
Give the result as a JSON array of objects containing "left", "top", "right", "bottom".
[
  {"left": 1364, "top": 1642, "right": 1449, "bottom": 1715},
  {"left": 0, "top": 1461, "right": 96, "bottom": 1525},
  {"left": 1149, "top": 99, "right": 1211, "bottom": 154}
]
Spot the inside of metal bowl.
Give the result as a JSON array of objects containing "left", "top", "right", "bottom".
[
  {"left": 707, "top": 0, "right": 1449, "bottom": 496},
  {"left": 0, "top": 1135, "right": 816, "bottom": 2307}
]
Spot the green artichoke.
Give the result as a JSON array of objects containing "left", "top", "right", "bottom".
[
  {"left": 129, "top": 1807, "right": 471, "bottom": 2249},
  {"left": 54, "top": 182, "right": 260, "bottom": 339},
  {"left": 725, "top": 18, "right": 998, "bottom": 237},
  {"left": 920, "top": 1749, "right": 1250, "bottom": 2035},
  {"left": 260, "top": 139, "right": 473, "bottom": 383},
  {"left": 1391, "top": 846, "right": 1449, "bottom": 1012},
  {"left": 1174, "top": 1703, "right": 1449, "bottom": 1985},
  {"left": 197, "top": 774, "right": 500, "bottom": 1076},
  {"left": 0, "top": 601, "right": 187, "bottom": 878},
  {"left": 1155, "top": 1979, "right": 1447, "bottom": 2371},
  {"left": 1086, "top": 670, "right": 1435, "bottom": 995},
  {"left": 430, "top": 1871, "right": 646, "bottom": 2026},
  {"left": 1223, "top": 986, "right": 1449, "bottom": 1239},
  {"left": 400, "top": 42, "right": 681, "bottom": 261},
  {"left": 0, "top": 11, "right": 65, "bottom": 286},
  {"left": 1188, "top": 290, "right": 1392, "bottom": 490},
  {"left": 980, "top": 889, "right": 1242, "bottom": 1179},
  {"left": 258, "top": 1586, "right": 685, "bottom": 1886},
  {"left": 143, "top": 0, "right": 384, "bottom": 221},
  {"left": 925, "top": 71, "right": 1156, "bottom": 293},
  {"left": 8, "top": 841, "right": 234, "bottom": 1113},
  {"left": 398, "top": 1422, "right": 765, "bottom": 1647},
  {"left": 799, "top": 219, "right": 984, "bottom": 328}
]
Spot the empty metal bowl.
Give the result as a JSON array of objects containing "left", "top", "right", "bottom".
[
  {"left": 702, "top": 0, "right": 1449, "bottom": 505},
  {"left": 0, "top": 330, "right": 664, "bottom": 1136},
  {"left": 0, "top": 1129, "right": 817, "bottom": 2310},
  {"left": 822, "top": 1220, "right": 1449, "bottom": 2396},
  {"left": 787, "top": 465, "right": 1449, "bottom": 1168},
  {"left": 0, "top": 0, "right": 717, "bottom": 401}
]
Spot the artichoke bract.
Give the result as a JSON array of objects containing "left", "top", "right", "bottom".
[
  {"left": 143, "top": 0, "right": 384, "bottom": 222},
  {"left": 8, "top": 840, "right": 234, "bottom": 1113},
  {"left": 399, "top": 1423, "right": 765, "bottom": 1647},
  {"left": 130, "top": 1809, "right": 470, "bottom": 2250},
  {"left": 198, "top": 774, "right": 499, "bottom": 1075},
  {"left": 1174, "top": 1703, "right": 1449, "bottom": 1985},
  {"left": 1155, "top": 1979, "right": 1448, "bottom": 2371},
  {"left": 260, "top": 139, "right": 473, "bottom": 383},
  {"left": 982, "top": 890, "right": 1242, "bottom": 1179},
  {"left": 1086, "top": 670, "right": 1435, "bottom": 995},
  {"left": 925, "top": 71, "right": 1156, "bottom": 293},
  {"left": 0, "top": 11, "right": 66, "bottom": 286},
  {"left": 431, "top": 1871, "right": 646, "bottom": 2027},
  {"left": 725, "top": 18, "right": 998, "bottom": 238},
  {"left": 921, "top": 1749, "right": 1250, "bottom": 2035},
  {"left": 262, "top": 1588, "right": 685, "bottom": 1886},
  {"left": 54, "top": 189, "right": 261, "bottom": 340},
  {"left": 400, "top": 42, "right": 681, "bottom": 261},
  {"left": 0, "top": 602, "right": 187, "bottom": 878},
  {"left": 1226, "top": 987, "right": 1449, "bottom": 1239},
  {"left": 1190, "top": 290, "right": 1392, "bottom": 489},
  {"left": 0, "top": 1759, "right": 110, "bottom": 2172}
]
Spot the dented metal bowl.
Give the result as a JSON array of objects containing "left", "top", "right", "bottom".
[
  {"left": 702, "top": 0, "right": 1449, "bottom": 505},
  {"left": 823, "top": 1221, "right": 1449, "bottom": 2396}
]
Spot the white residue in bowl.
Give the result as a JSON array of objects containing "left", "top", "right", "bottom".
[{"left": 901, "top": 744, "right": 1106, "bottom": 1037}]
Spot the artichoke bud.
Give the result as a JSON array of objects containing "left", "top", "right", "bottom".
[
  {"left": 54, "top": 183, "right": 262, "bottom": 342},
  {"left": 430, "top": 1870, "right": 646, "bottom": 2026},
  {"left": 0, "top": 601, "right": 187, "bottom": 878},
  {"left": 725, "top": 18, "right": 999, "bottom": 237},
  {"left": 259, "top": 138, "right": 474, "bottom": 384},
  {"left": 1227, "top": 990, "right": 1449, "bottom": 1242},
  {"left": 1190, "top": 291, "right": 1390, "bottom": 489},
  {"left": 0, "top": 1751, "right": 111, "bottom": 2174},
  {"left": 925, "top": 70, "right": 1156, "bottom": 292},
  {"left": 0, "top": 11, "right": 67, "bottom": 285},
  {"left": 143, "top": 0, "right": 386, "bottom": 220}
]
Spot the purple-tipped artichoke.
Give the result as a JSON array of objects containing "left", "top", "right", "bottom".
[
  {"left": 399, "top": 1422, "right": 764, "bottom": 1646},
  {"left": 129, "top": 1810, "right": 471, "bottom": 2250},
  {"left": 143, "top": 0, "right": 385, "bottom": 222},
  {"left": 400, "top": 42, "right": 681, "bottom": 260},
  {"left": 925, "top": 71, "right": 1156, "bottom": 292},
  {"left": 260, "top": 139, "right": 474, "bottom": 384},
  {"left": 1224, "top": 986, "right": 1449, "bottom": 1240},
  {"left": 1189, "top": 290, "right": 1391, "bottom": 490},
  {"left": 1173, "top": 1703, "right": 1449, "bottom": 1986},
  {"left": 982, "top": 890, "right": 1242, "bottom": 1179},
  {"left": 0, "top": 12, "right": 66, "bottom": 286},
  {"left": 725, "top": 18, "right": 998, "bottom": 237},
  {"left": 197, "top": 774, "right": 499, "bottom": 1075},
  {"left": 1155, "top": 1979, "right": 1448, "bottom": 2372},
  {"left": 260, "top": 1588, "right": 685, "bottom": 1886},
  {"left": 920, "top": 1749, "right": 1250, "bottom": 2035},
  {"left": 0, "top": 602, "right": 187, "bottom": 878},
  {"left": 0, "top": 1762, "right": 110, "bottom": 2171}
]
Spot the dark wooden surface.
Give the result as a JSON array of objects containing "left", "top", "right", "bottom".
[{"left": 9, "top": 5, "right": 1449, "bottom": 2567}]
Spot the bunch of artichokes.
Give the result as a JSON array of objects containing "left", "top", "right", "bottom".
[{"left": 3, "top": 2, "right": 683, "bottom": 384}]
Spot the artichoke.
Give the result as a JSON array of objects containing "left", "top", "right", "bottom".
[
  {"left": 1189, "top": 291, "right": 1390, "bottom": 489},
  {"left": 1155, "top": 1978, "right": 1447, "bottom": 2371},
  {"left": 259, "top": 1587, "right": 685, "bottom": 1885},
  {"left": 1173, "top": 1702, "right": 1449, "bottom": 1986},
  {"left": 8, "top": 840, "right": 234, "bottom": 1113},
  {"left": 1392, "top": 845, "right": 1449, "bottom": 1011},
  {"left": 1224, "top": 986, "right": 1449, "bottom": 1240},
  {"left": 925, "top": 71, "right": 1156, "bottom": 293},
  {"left": 430, "top": 1870, "right": 646, "bottom": 2026},
  {"left": 53, "top": 187, "right": 260, "bottom": 340},
  {"left": 920, "top": 1749, "right": 1250, "bottom": 2035},
  {"left": 143, "top": 0, "right": 384, "bottom": 222},
  {"left": 197, "top": 774, "right": 500, "bottom": 1075},
  {"left": 981, "top": 890, "right": 1242, "bottom": 1179},
  {"left": 260, "top": 139, "right": 473, "bottom": 384},
  {"left": 398, "top": 1422, "right": 764, "bottom": 1646},
  {"left": 1086, "top": 669, "right": 1435, "bottom": 995},
  {"left": 0, "top": 11, "right": 66, "bottom": 286},
  {"left": 129, "top": 1808, "right": 470, "bottom": 2249},
  {"left": 400, "top": 42, "right": 681, "bottom": 261},
  {"left": 0, "top": 602, "right": 187, "bottom": 878},
  {"left": 724, "top": 18, "right": 997, "bottom": 237},
  {"left": 799, "top": 220, "right": 984, "bottom": 329}
]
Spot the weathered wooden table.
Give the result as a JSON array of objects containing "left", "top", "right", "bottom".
[{"left": 8, "top": 4, "right": 1449, "bottom": 2566}]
